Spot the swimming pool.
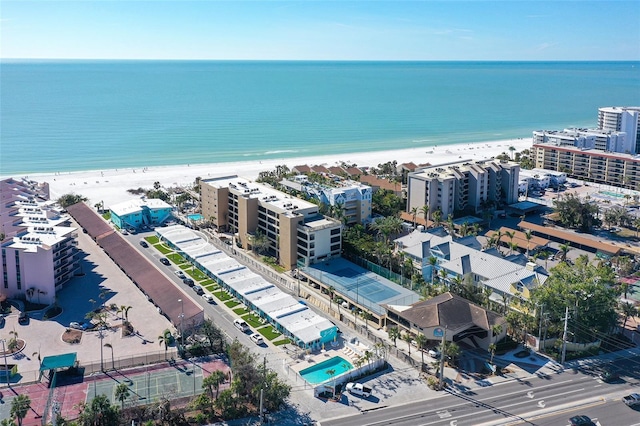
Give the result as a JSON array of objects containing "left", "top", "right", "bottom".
[
  {"left": 600, "top": 190, "right": 625, "bottom": 199},
  {"left": 299, "top": 356, "right": 353, "bottom": 385},
  {"left": 187, "top": 214, "right": 203, "bottom": 221}
]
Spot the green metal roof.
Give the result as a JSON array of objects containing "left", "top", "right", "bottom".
[{"left": 40, "top": 352, "right": 77, "bottom": 372}]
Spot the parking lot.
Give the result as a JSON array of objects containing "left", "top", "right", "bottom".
[{"left": 0, "top": 219, "right": 176, "bottom": 383}]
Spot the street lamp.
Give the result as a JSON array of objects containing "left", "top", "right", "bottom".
[
  {"left": 178, "top": 298, "right": 185, "bottom": 348},
  {"left": 98, "top": 331, "right": 105, "bottom": 372}
]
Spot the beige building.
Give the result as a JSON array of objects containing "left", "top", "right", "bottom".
[
  {"left": 200, "top": 176, "right": 342, "bottom": 270},
  {"left": 407, "top": 159, "right": 520, "bottom": 217},
  {"left": 532, "top": 143, "right": 640, "bottom": 189}
]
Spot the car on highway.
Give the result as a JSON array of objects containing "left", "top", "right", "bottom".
[
  {"left": 569, "top": 415, "right": 593, "bottom": 425},
  {"left": 192, "top": 285, "right": 204, "bottom": 295},
  {"left": 182, "top": 277, "right": 195, "bottom": 287},
  {"left": 202, "top": 293, "right": 215, "bottom": 304},
  {"left": 623, "top": 393, "right": 640, "bottom": 407},
  {"left": 139, "top": 240, "right": 148, "bottom": 248},
  {"left": 159, "top": 257, "right": 170, "bottom": 265},
  {"left": 598, "top": 369, "right": 620, "bottom": 383}
]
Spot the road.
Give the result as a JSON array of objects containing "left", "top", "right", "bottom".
[{"left": 320, "top": 357, "right": 640, "bottom": 426}]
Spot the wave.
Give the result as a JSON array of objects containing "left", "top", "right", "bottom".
[{"left": 264, "top": 149, "right": 299, "bottom": 155}]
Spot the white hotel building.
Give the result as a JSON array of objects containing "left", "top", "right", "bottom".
[{"left": 0, "top": 178, "right": 79, "bottom": 304}]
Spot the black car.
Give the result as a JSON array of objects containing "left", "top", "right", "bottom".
[
  {"left": 139, "top": 240, "right": 148, "bottom": 248},
  {"left": 18, "top": 312, "right": 29, "bottom": 325},
  {"left": 569, "top": 415, "right": 593, "bottom": 426},
  {"left": 192, "top": 285, "right": 204, "bottom": 295},
  {"left": 598, "top": 369, "right": 620, "bottom": 383},
  {"left": 183, "top": 278, "right": 195, "bottom": 287},
  {"left": 159, "top": 257, "right": 170, "bottom": 265}
]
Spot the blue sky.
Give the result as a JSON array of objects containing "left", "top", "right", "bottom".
[{"left": 2, "top": 1, "right": 639, "bottom": 60}]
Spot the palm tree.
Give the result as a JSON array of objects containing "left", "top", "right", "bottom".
[
  {"left": 402, "top": 333, "right": 413, "bottom": 357},
  {"left": 115, "top": 383, "right": 130, "bottom": 409},
  {"left": 492, "top": 324, "right": 503, "bottom": 343},
  {"left": 326, "top": 368, "right": 337, "bottom": 398},
  {"left": 505, "top": 231, "right": 515, "bottom": 254},
  {"left": 488, "top": 343, "right": 497, "bottom": 365},
  {"left": 388, "top": 327, "right": 400, "bottom": 347},
  {"left": 203, "top": 370, "right": 227, "bottom": 398},
  {"left": 558, "top": 243, "right": 571, "bottom": 263},
  {"left": 327, "top": 286, "right": 335, "bottom": 311},
  {"left": 620, "top": 302, "right": 638, "bottom": 330},
  {"left": 10, "top": 394, "right": 30, "bottom": 426},
  {"left": 410, "top": 206, "right": 418, "bottom": 229},
  {"left": 415, "top": 333, "right": 427, "bottom": 371},
  {"left": 158, "top": 329, "right": 173, "bottom": 360},
  {"left": 524, "top": 230, "right": 533, "bottom": 258},
  {"left": 446, "top": 215, "right": 455, "bottom": 236},
  {"left": 420, "top": 205, "right": 430, "bottom": 226},
  {"left": 429, "top": 256, "right": 438, "bottom": 285},
  {"left": 118, "top": 305, "right": 132, "bottom": 324},
  {"left": 432, "top": 209, "right": 443, "bottom": 228}
]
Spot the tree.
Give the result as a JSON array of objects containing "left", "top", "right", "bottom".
[
  {"left": 117, "top": 305, "right": 132, "bottom": 324},
  {"left": 410, "top": 206, "right": 418, "bottom": 229},
  {"left": 552, "top": 193, "right": 600, "bottom": 232},
  {"left": 420, "top": 205, "right": 430, "bottom": 226},
  {"left": 524, "top": 230, "right": 533, "bottom": 258},
  {"left": 77, "top": 394, "right": 120, "bottom": 426},
  {"left": 203, "top": 370, "right": 227, "bottom": 399},
  {"left": 158, "top": 329, "right": 173, "bottom": 359},
  {"left": 57, "top": 193, "right": 88, "bottom": 208},
  {"left": 10, "top": 394, "right": 30, "bottom": 426},
  {"left": 114, "top": 383, "right": 130, "bottom": 409},
  {"left": 558, "top": 243, "right": 572, "bottom": 263},
  {"left": 402, "top": 333, "right": 413, "bottom": 357},
  {"left": 327, "top": 286, "right": 336, "bottom": 312},
  {"left": 326, "top": 368, "right": 337, "bottom": 398},
  {"left": 488, "top": 343, "right": 497, "bottom": 365},
  {"left": 529, "top": 257, "right": 618, "bottom": 341},
  {"left": 432, "top": 209, "right": 443, "bottom": 228},
  {"left": 388, "top": 327, "right": 400, "bottom": 347},
  {"left": 250, "top": 231, "right": 270, "bottom": 255},
  {"left": 415, "top": 333, "right": 427, "bottom": 370},
  {"left": 619, "top": 301, "right": 638, "bottom": 330}
]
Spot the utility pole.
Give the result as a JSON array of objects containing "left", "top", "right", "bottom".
[
  {"left": 561, "top": 306, "right": 569, "bottom": 364},
  {"left": 537, "top": 304, "right": 544, "bottom": 351},
  {"left": 260, "top": 356, "right": 266, "bottom": 424},
  {"left": 438, "top": 327, "right": 446, "bottom": 391}
]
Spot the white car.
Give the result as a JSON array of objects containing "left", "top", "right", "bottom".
[
  {"left": 202, "top": 293, "right": 215, "bottom": 304},
  {"left": 175, "top": 270, "right": 186, "bottom": 279},
  {"left": 250, "top": 333, "right": 264, "bottom": 345},
  {"left": 428, "top": 349, "right": 441, "bottom": 359}
]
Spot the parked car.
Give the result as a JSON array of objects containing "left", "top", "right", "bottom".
[
  {"left": 183, "top": 278, "right": 195, "bottom": 287},
  {"left": 70, "top": 321, "right": 94, "bottom": 330},
  {"left": 202, "top": 293, "right": 215, "bottom": 304},
  {"left": 159, "top": 257, "right": 170, "bottom": 265},
  {"left": 250, "top": 333, "right": 264, "bottom": 345},
  {"left": 175, "top": 270, "right": 186, "bottom": 279},
  {"left": 234, "top": 319, "right": 249, "bottom": 332},
  {"left": 346, "top": 382, "right": 372, "bottom": 398},
  {"left": 192, "top": 285, "right": 204, "bottom": 295},
  {"left": 623, "top": 393, "right": 640, "bottom": 407},
  {"left": 569, "top": 415, "right": 593, "bottom": 426},
  {"left": 428, "top": 348, "right": 441, "bottom": 359},
  {"left": 139, "top": 240, "right": 148, "bottom": 248},
  {"left": 18, "top": 312, "right": 29, "bottom": 325}
]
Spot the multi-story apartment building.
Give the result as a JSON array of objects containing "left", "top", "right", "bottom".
[
  {"left": 200, "top": 176, "right": 342, "bottom": 270},
  {"left": 0, "top": 178, "right": 79, "bottom": 304},
  {"left": 532, "top": 128, "right": 631, "bottom": 155},
  {"left": 532, "top": 144, "right": 640, "bottom": 189},
  {"left": 598, "top": 106, "right": 640, "bottom": 154},
  {"left": 406, "top": 159, "right": 520, "bottom": 217},
  {"left": 281, "top": 177, "right": 372, "bottom": 225}
]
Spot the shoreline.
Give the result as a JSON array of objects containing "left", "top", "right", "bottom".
[{"left": 6, "top": 138, "right": 533, "bottom": 208}]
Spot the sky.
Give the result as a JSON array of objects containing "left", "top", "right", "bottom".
[{"left": 1, "top": 1, "right": 639, "bottom": 61}]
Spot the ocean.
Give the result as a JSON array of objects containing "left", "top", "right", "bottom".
[{"left": 1, "top": 60, "right": 639, "bottom": 175}]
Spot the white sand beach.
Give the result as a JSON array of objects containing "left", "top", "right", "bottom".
[{"left": 21, "top": 138, "right": 533, "bottom": 208}]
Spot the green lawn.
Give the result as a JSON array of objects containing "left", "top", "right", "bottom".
[
  {"left": 204, "top": 283, "right": 218, "bottom": 292},
  {"left": 225, "top": 300, "right": 241, "bottom": 308},
  {"left": 257, "top": 325, "right": 281, "bottom": 341},
  {"left": 241, "top": 313, "right": 263, "bottom": 328},
  {"left": 145, "top": 235, "right": 160, "bottom": 244},
  {"left": 154, "top": 244, "right": 173, "bottom": 255},
  {"left": 233, "top": 306, "right": 249, "bottom": 315},
  {"left": 167, "top": 253, "right": 187, "bottom": 264},
  {"left": 201, "top": 279, "right": 215, "bottom": 287},
  {"left": 272, "top": 338, "right": 291, "bottom": 346},
  {"left": 188, "top": 268, "right": 208, "bottom": 281},
  {"left": 213, "top": 290, "right": 232, "bottom": 302}
]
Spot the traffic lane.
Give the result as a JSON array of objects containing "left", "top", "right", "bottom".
[{"left": 530, "top": 397, "right": 640, "bottom": 426}]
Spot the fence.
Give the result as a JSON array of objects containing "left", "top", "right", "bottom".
[{"left": 343, "top": 253, "right": 415, "bottom": 290}]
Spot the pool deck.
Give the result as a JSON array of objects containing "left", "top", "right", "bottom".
[{"left": 288, "top": 341, "right": 371, "bottom": 375}]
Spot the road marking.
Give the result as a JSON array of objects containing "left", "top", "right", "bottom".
[
  {"left": 537, "top": 400, "right": 545, "bottom": 408},
  {"left": 436, "top": 410, "right": 452, "bottom": 418},
  {"left": 450, "top": 421, "right": 458, "bottom": 426},
  {"left": 526, "top": 391, "right": 535, "bottom": 398}
]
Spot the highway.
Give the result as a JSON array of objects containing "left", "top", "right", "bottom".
[{"left": 320, "top": 358, "right": 640, "bottom": 426}]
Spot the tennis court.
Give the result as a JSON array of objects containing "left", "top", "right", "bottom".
[{"left": 302, "top": 258, "right": 419, "bottom": 315}]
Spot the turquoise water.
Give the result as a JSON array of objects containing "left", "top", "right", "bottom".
[
  {"left": 600, "top": 190, "right": 625, "bottom": 198},
  {"left": 187, "top": 214, "right": 203, "bottom": 221},
  {"left": 2, "top": 61, "right": 639, "bottom": 175},
  {"left": 299, "top": 356, "right": 353, "bottom": 385}
]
